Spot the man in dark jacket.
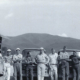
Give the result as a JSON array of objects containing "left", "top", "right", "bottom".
[
  {"left": 25, "top": 52, "right": 34, "bottom": 80},
  {"left": 70, "top": 51, "right": 80, "bottom": 80}
]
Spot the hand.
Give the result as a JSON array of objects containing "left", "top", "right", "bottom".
[
  {"left": 49, "top": 66, "right": 52, "bottom": 70},
  {"left": 46, "top": 64, "right": 49, "bottom": 66}
]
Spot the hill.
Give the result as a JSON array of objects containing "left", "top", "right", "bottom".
[{"left": 2, "top": 33, "right": 80, "bottom": 54}]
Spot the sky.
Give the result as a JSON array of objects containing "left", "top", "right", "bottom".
[{"left": 0, "top": 0, "right": 80, "bottom": 39}]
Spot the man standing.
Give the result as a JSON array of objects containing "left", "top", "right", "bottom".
[
  {"left": 49, "top": 48, "right": 58, "bottom": 80},
  {"left": 35, "top": 47, "right": 49, "bottom": 80},
  {"left": 13, "top": 48, "right": 23, "bottom": 80},
  {"left": 58, "top": 46, "right": 70, "bottom": 80},
  {"left": 25, "top": 52, "right": 34, "bottom": 80},
  {"left": 0, "top": 52, "right": 4, "bottom": 75},
  {"left": 4, "top": 49, "right": 13, "bottom": 80},
  {"left": 70, "top": 51, "right": 80, "bottom": 80}
]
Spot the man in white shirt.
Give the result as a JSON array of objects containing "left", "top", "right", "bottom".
[
  {"left": 0, "top": 52, "right": 4, "bottom": 75},
  {"left": 35, "top": 47, "right": 49, "bottom": 80},
  {"left": 49, "top": 48, "right": 58, "bottom": 80},
  {"left": 4, "top": 49, "right": 13, "bottom": 80},
  {"left": 13, "top": 48, "right": 23, "bottom": 80},
  {"left": 58, "top": 46, "right": 70, "bottom": 80}
]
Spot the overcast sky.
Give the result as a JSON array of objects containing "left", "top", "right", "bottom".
[{"left": 0, "top": 0, "right": 80, "bottom": 39}]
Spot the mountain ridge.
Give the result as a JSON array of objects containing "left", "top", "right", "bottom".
[{"left": 2, "top": 33, "right": 80, "bottom": 53}]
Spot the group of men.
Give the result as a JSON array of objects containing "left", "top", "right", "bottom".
[
  {"left": 0, "top": 46, "right": 80, "bottom": 80},
  {"left": 0, "top": 48, "right": 22, "bottom": 80},
  {"left": 35, "top": 46, "right": 80, "bottom": 80}
]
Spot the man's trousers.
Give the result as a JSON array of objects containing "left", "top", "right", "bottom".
[
  {"left": 73, "top": 64, "right": 79, "bottom": 80},
  {"left": 4, "top": 63, "right": 11, "bottom": 80},
  {"left": 49, "top": 65, "right": 58, "bottom": 80},
  {"left": 37, "top": 64, "right": 46, "bottom": 80},
  {"left": 13, "top": 62, "right": 22, "bottom": 80},
  {"left": 61, "top": 61, "right": 69, "bottom": 80}
]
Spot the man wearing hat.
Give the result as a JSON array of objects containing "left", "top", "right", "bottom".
[
  {"left": 35, "top": 47, "right": 49, "bottom": 80},
  {"left": 58, "top": 46, "right": 70, "bottom": 80},
  {"left": 49, "top": 48, "right": 58, "bottom": 80},
  {"left": 13, "top": 48, "right": 23, "bottom": 80},
  {"left": 4, "top": 49, "right": 13, "bottom": 80}
]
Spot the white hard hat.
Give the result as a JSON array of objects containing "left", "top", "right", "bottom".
[
  {"left": 16, "top": 48, "right": 20, "bottom": 51},
  {"left": 7, "top": 49, "right": 11, "bottom": 52},
  {"left": 40, "top": 47, "right": 44, "bottom": 50},
  {"left": 40, "top": 47, "right": 46, "bottom": 51}
]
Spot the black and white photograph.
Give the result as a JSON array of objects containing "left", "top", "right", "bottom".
[{"left": 0, "top": 0, "right": 80, "bottom": 80}]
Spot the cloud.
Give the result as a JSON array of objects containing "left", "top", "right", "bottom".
[
  {"left": 58, "top": 33, "right": 68, "bottom": 37},
  {"left": 4, "top": 13, "right": 14, "bottom": 19}
]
